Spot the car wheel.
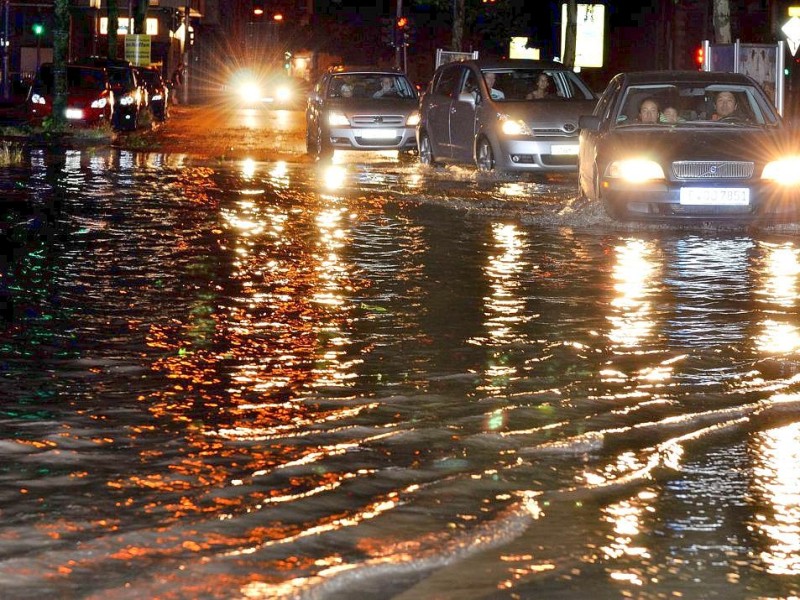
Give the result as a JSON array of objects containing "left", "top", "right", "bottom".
[
  {"left": 476, "top": 136, "right": 495, "bottom": 173},
  {"left": 305, "top": 119, "right": 317, "bottom": 154},
  {"left": 418, "top": 131, "right": 435, "bottom": 165},
  {"left": 315, "top": 125, "right": 333, "bottom": 160}
]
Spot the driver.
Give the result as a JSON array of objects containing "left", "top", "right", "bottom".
[{"left": 712, "top": 91, "right": 743, "bottom": 120}]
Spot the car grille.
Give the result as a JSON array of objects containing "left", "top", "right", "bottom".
[
  {"left": 672, "top": 161, "right": 754, "bottom": 179},
  {"left": 533, "top": 127, "right": 577, "bottom": 137},
  {"left": 351, "top": 115, "right": 406, "bottom": 126}
]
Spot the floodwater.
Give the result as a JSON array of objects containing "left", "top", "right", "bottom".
[{"left": 2, "top": 147, "right": 800, "bottom": 599}]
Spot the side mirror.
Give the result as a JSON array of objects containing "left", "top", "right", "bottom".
[
  {"left": 579, "top": 115, "right": 601, "bottom": 131},
  {"left": 457, "top": 91, "right": 476, "bottom": 106}
]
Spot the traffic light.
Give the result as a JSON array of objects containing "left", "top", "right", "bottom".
[
  {"left": 32, "top": 22, "right": 44, "bottom": 36},
  {"left": 395, "top": 16, "right": 409, "bottom": 47},
  {"left": 695, "top": 46, "right": 704, "bottom": 69}
]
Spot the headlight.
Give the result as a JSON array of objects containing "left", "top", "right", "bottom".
[
  {"left": 275, "top": 86, "right": 291, "bottom": 102},
  {"left": 607, "top": 159, "right": 665, "bottom": 182},
  {"left": 406, "top": 111, "right": 420, "bottom": 126},
  {"left": 119, "top": 95, "right": 135, "bottom": 106},
  {"left": 500, "top": 115, "right": 532, "bottom": 136},
  {"left": 238, "top": 82, "right": 261, "bottom": 104},
  {"left": 151, "top": 93, "right": 163, "bottom": 102},
  {"left": 90, "top": 98, "right": 108, "bottom": 109},
  {"left": 31, "top": 93, "right": 46, "bottom": 105},
  {"left": 762, "top": 157, "right": 800, "bottom": 185},
  {"left": 328, "top": 111, "right": 349, "bottom": 126}
]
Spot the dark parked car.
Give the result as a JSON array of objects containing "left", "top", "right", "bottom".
[
  {"left": 417, "top": 59, "right": 597, "bottom": 173},
  {"left": 305, "top": 65, "right": 419, "bottom": 159},
  {"left": 134, "top": 66, "right": 169, "bottom": 121},
  {"left": 27, "top": 63, "right": 114, "bottom": 127},
  {"left": 75, "top": 57, "right": 144, "bottom": 131},
  {"left": 578, "top": 70, "right": 800, "bottom": 223}
]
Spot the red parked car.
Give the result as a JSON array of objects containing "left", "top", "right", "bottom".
[{"left": 27, "top": 63, "right": 114, "bottom": 127}]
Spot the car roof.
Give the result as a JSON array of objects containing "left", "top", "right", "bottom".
[
  {"left": 446, "top": 59, "right": 571, "bottom": 71},
  {"left": 613, "top": 70, "right": 757, "bottom": 85},
  {"left": 327, "top": 65, "right": 406, "bottom": 76}
]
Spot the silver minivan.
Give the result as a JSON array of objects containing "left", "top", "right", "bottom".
[{"left": 417, "top": 59, "right": 597, "bottom": 173}]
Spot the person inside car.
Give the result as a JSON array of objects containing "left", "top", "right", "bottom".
[
  {"left": 483, "top": 72, "right": 505, "bottom": 100},
  {"left": 660, "top": 106, "right": 682, "bottom": 123},
  {"left": 373, "top": 77, "right": 398, "bottom": 98},
  {"left": 711, "top": 90, "right": 746, "bottom": 121},
  {"left": 340, "top": 83, "right": 354, "bottom": 98},
  {"left": 637, "top": 98, "right": 660, "bottom": 123},
  {"left": 526, "top": 73, "right": 554, "bottom": 99}
]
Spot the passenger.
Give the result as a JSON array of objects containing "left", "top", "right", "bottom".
[
  {"left": 526, "top": 73, "right": 554, "bottom": 99},
  {"left": 637, "top": 97, "right": 660, "bottom": 123},
  {"left": 711, "top": 90, "right": 744, "bottom": 120},
  {"left": 660, "top": 106, "right": 681, "bottom": 123},
  {"left": 483, "top": 72, "right": 505, "bottom": 100},
  {"left": 373, "top": 77, "right": 398, "bottom": 98},
  {"left": 340, "top": 83, "right": 353, "bottom": 98}
]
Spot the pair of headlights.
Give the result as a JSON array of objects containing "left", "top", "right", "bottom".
[
  {"left": 608, "top": 158, "right": 800, "bottom": 185},
  {"left": 327, "top": 111, "right": 421, "bottom": 127}
]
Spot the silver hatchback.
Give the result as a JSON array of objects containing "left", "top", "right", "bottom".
[
  {"left": 417, "top": 59, "right": 597, "bottom": 173},
  {"left": 305, "top": 66, "right": 420, "bottom": 159}
]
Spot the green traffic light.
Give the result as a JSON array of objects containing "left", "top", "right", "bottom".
[{"left": 32, "top": 23, "right": 43, "bottom": 36}]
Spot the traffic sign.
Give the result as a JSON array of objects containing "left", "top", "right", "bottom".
[{"left": 782, "top": 16, "right": 800, "bottom": 56}]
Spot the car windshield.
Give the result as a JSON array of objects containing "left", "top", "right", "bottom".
[
  {"left": 328, "top": 74, "right": 417, "bottom": 99},
  {"left": 35, "top": 66, "right": 106, "bottom": 94},
  {"left": 107, "top": 68, "right": 135, "bottom": 91},
  {"left": 614, "top": 82, "right": 780, "bottom": 127},
  {"left": 478, "top": 68, "right": 595, "bottom": 101},
  {"left": 138, "top": 70, "right": 161, "bottom": 86}
]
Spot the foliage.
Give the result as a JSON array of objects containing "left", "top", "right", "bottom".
[{"left": 0, "top": 141, "right": 23, "bottom": 166}]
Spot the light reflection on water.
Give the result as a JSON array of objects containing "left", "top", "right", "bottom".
[{"left": 0, "top": 149, "right": 799, "bottom": 598}]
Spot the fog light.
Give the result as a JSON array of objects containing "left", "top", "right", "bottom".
[{"left": 511, "top": 155, "right": 519, "bottom": 163}]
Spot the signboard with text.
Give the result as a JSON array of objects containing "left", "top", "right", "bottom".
[{"left": 125, "top": 34, "right": 151, "bottom": 66}]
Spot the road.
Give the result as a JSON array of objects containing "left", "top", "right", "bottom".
[{"left": 133, "top": 102, "right": 311, "bottom": 162}]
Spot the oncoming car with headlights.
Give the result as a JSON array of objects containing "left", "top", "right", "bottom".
[
  {"left": 305, "top": 66, "right": 420, "bottom": 159},
  {"left": 578, "top": 70, "right": 800, "bottom": 222},
  {"left": 230, "top": 68, "right": 307, "bottom": 109},
  {"left": 417, "top": 59, "right": 597, "bottom": 173}
]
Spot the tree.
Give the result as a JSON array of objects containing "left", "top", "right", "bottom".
[
  {"left": 50, "top": 0, "right": 70, "bottom": 129},
  {"left": 561, "top": 0, "right": 577, "bottom": 68},
  {"left": 713, "top": 0, "right": 732, "bottom": 43},
  {"left": 107, "top": 0, "right": 119, "bottom": 59},
  {"left": 133, "top": 0, "right": 148, "bottom": 35}
]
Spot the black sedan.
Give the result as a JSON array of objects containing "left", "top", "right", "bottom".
[{"left": 578, "top": 70, "right": 800, "bottom": 223}]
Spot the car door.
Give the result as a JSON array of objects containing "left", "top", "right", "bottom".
[
  {"left": 578, "top": 77, "right": 621, "bottom": 199},
  {"left": 424, "top": 64, "right": 462, "bottom": 159},
  {"left": 449, "top": 67, "right": 480, "bottom": 162}
]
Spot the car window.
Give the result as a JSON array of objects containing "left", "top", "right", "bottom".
[
  {"left": 614, "top": 83, "right": 778, "bottom": 126},
  {"left": 476, "top": 68, "right": 594, "bottom": 102},
  {"left": 432, "top": 65, "right": 462, "bottom": 98}
]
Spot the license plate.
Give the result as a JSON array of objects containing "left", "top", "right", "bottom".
[
  {"left": 679, "top": 187, "right": 750, "bottom": 206},
  {"left": 551, "top": 144, "right": 579, "bottom": 155},
  {"left": 65, "top": 108, "right": 83, "bottom": 120},
  {"left": 360, "top": 129, "right": 397, "bottom": 139}
]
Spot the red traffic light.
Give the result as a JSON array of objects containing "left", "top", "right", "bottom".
[
  {"left": 396, "top": 16, "right": 408, "bottom": 28},
  {"left": 695, "top": 46, "right": 704, "bottom": 68}
]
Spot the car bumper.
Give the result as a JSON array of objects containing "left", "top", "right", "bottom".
[
  {"left": 328, "top": 126, "right": 418, "bottom": 151},
  {"left": 494, "top": 137, "right": 580, "bottom": 171},
  {"left": 600, "top": 179, "right": 800, "bottom": 222}
]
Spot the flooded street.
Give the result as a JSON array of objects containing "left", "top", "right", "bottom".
[{"left": 2, "top": 143, "right": 800, "bottom": 600}]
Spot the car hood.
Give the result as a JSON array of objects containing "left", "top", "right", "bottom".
[
  {"left": 500, "top": 99, "right": 596, "bottom": 129},
  {"left": 605, "top": 127, "right": 796, "bottom": 164},
  {"left": 329, "top": 98, "right": 419, "bottom": 115}
]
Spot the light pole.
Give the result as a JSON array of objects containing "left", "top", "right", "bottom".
[{"left": 2, "top": 0, "right": 9, "bottom": 100}]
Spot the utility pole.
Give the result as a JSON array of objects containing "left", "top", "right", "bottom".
[
  {"left": 182, "top": 3, "right": 189, "bottom": 104},
  {"left": 395, "top": 0, "right": 402, "bottom": 70},
  {"left": 2, "top": 0, "right": 8, "bottom": 100}
]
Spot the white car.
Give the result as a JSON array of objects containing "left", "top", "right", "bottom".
[{"left": 417, "top": 59, "right": 597, "bottom": 173}]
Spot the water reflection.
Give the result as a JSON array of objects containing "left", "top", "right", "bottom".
[
  {"left": 752, "top": 423, "right": 800, "bottom": 575},
  {"left": 754, "top": 242, "right": 800, "bottom": 354}
]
